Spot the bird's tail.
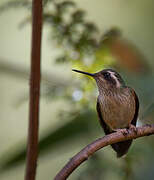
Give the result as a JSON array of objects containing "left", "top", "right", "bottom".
[{"left": 111, "top": 140, "right": 132, "bottom": 158}]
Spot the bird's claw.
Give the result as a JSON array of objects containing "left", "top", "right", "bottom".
[
  {"left": 113, "top": 128, "right": 129, "bottom": 136},
  {"left": 129, "top": 124, "right": 137, "bottom": 134}
]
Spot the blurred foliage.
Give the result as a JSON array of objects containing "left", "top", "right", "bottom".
[
  {"left": 76, "top": 154, "right": 105, "bottom": 180},
  {"left": 141, "top": 102, "right": 154, "bottom": 120},
  {"left": 0, "top": 110, "right": 97, "bottom": 171},
  {"left": 0, "top": 0, "right": 116, "bottom": 106},
  {"left": 0, "top": 0, "right": 154, "bottom": 180}
]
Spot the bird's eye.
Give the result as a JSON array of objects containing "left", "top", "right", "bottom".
[{"left": 103, "top": 72, "right": 110, "bottom": 79}]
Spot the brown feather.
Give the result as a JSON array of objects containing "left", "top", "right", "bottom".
[{"left": 96, "top": 88, "right": 139, "bottom": 157}]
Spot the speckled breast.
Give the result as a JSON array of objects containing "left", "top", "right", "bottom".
[{"left": 98, "top": 88, "right": 136, "bottom": 130}]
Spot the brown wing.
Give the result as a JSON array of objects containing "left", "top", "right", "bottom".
[
  {"left": 96, "top": 89, "right": 139, "bottom": 157},
  {"left": 129, "top": 88, "right": 139, "bottom": 126}
]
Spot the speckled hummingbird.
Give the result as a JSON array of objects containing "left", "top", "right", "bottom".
[{"left": 72, "top": 68, "right": 139, "bottom": 157}]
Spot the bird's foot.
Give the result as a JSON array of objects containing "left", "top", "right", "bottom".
[
  {"left": 113, "top": 128, "right": 129, "bottom": 136},
  {"left": 129, "top": 124, "right": 137, "bottom": 134}
]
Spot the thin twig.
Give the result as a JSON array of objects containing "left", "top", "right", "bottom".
[
  {"left": 25, "top": 0, "right": 43, "bottom": 180},
  {"left": 54, "top": 124, "right": 154, "bottom": 180}
]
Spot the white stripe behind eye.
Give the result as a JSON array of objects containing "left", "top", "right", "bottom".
[{"left": 108, "top": 71, "right": 121, "bottom": 87}]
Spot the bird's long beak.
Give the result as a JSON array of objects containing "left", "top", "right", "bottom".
[{"left": 72, "top": 69, "right": 94, "bottom": 77}]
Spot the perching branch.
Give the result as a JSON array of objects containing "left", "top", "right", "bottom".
[
  {"left": 54, "top": 124, "right": 154, "bottom": 180},
  {"left": 25, "top": 0, "right": 42, "bottom": 180}
]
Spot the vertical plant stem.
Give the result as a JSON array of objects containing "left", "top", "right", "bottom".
[{"left": 25, "top": 0, "right": 43, "bottom": 180}]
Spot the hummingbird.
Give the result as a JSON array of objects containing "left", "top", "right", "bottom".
[{"left": 72, "top": 68, "right": 139, "bottom": 157}]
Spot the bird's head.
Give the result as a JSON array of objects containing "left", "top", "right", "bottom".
[{"left": 72, "top": 68, "right": 125, "bottom": 92}]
